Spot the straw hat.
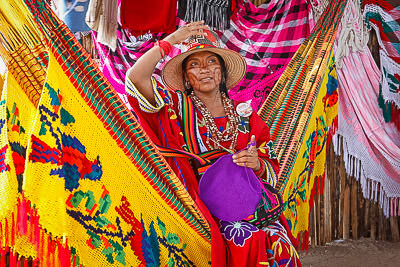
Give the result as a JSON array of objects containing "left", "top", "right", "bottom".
[{"left": 162, "top": 29, "right": 247, "bottom": 91}]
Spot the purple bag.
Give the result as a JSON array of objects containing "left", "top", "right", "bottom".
[{"left": 199, "top": 154, "right": 262, "bottom": 221}]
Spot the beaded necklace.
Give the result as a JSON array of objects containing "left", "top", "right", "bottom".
[{"left": 189, "top": 92, "right": 239, "bottom": 151}]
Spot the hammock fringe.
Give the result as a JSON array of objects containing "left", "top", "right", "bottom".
[{"left": 333, "top": 134, "right": 400, "bottom": 217}]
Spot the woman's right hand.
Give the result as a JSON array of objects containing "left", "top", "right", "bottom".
[{"left": 164, "top": 21, "right": 209, "bottom": 45}]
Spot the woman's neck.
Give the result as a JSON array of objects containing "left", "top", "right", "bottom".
[{"left": 193, "top": 90, "right": 226, "bottom": 118}]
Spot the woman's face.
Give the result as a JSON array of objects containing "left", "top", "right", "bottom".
[{"left": 184, "top": 51, "right": 222, "bottom": 94}]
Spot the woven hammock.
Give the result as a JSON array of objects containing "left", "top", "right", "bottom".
[
  {"left": 0, "top": 0, "right": 346, "bottom": 264},
  {"left": 258, "top": 0, "right": 347, "bottom": 234}
]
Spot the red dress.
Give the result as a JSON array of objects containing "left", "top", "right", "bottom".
[{"left": 126, "top": 77, "right": 301, "bottom": 267}]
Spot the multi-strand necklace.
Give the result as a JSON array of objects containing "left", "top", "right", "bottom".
[{"left": 189, "top": 92, "right": 239, "bottom": 151}]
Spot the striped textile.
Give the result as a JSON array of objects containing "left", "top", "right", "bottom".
[
  {"left": 363, "top": 0, "right": 400, "bottom": 109},
  {"left": 334, "top": 48, "right": 400, "bottom": 218},
  {"left": 258, "top": 0, "right": 347, "bottom": 236},
  {"left": 218, "top": 0, "right": 314, "bottom": 110},
  {"left": 93, "top": 0, "right": 313, "bottom": 111}
]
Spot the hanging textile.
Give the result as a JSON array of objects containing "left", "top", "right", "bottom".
[
  {"left": 0, "top": 1, "right": 49, "bottom": 260},
  {"left": 95, "top": 0, "right": 313, "bottom": 111},
  {"left": 120, "top": 0, "right": 177, "bottom": 36},
  {"left": 0, "top": 0, "right": 213, "bottom": 265},
  {"left": 332, "top": 0, "right": 369, "bottom": 68},
  {"left": 56, "top": 0, "right": 91, "bottom": 33},
  {"left": 333, "top": 48, "right": 400, "bottom": 217},
  {"left": 85, "top": 0, "right": 118, "bottom": 51},
  {"left": 363, "top": 0, "right": 400, "bottom": 109},
  {"left": 218, "top": 0, "right": 314, "bottom": 110},
  {"left": 177, "top": 0, "right": 233, "bottom": 30},
  {"left": 258, "top": 0, "right": 346, "bottom": 236},
  {"left": 0, "top": 0, "right": 48, "bottom": 216}
]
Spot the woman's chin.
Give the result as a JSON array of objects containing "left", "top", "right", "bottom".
[{"left": 194, "top": 85, "right": 220, "bottom": 94}]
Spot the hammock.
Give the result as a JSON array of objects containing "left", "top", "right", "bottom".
[
  {"left": 258, "top": 0, "right": 347, "bottom": 235},
  {"left": 1, "top": 0, "right": 211, "bottom": 265},
  {"left": 0, "top": 0, "right": 346, "bottom": 264}
]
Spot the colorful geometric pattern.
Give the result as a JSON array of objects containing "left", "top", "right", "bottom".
[
  {"left": 258, "top": 0, "right": 346, "bottom": 236},
  {"left": 0, "top": 0, "right": 212, "bottom": 265}
]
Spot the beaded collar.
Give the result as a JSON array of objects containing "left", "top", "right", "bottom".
[{"left": 189, "top": 92, "right": 239, "bottom": 151}]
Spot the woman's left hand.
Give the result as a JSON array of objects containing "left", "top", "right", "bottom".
[{"left": 232, "top": 135, "right": 261, "bottom": 171}]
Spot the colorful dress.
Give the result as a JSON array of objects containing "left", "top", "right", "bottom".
[{"left": 125, "top": 77, "right": 301, "bottom": 267}]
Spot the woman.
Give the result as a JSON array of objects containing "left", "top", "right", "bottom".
[{"left": 126, "top": 21, "right": 301, "bottom": 267}]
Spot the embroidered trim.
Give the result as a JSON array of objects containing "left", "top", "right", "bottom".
[{"left": 125, "top": 76, "right": 165, "bottom": 113}]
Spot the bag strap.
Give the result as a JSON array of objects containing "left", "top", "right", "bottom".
[{"left": 156, "top": 145, "right": 228, "bottom": 165}]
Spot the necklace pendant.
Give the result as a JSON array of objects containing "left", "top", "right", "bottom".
[{"left": 236, "top": 100, "right": 253, "bottom": 117}]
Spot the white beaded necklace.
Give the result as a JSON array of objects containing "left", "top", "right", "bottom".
[{"left": 189, "top": 92, "right": 239, "bottom": 151}]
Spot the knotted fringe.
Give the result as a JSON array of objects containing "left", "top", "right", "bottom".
[
  {"left": 0, "top": 193, "right": 81, "bottom": 266},
  {"left": 178, "top": 0, "right": 231, "bottom": 30},
  {"left": 333, "top": 134, "right": 400, "bottom": 218}
]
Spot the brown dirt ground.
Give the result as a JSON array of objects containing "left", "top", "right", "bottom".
[{"left": 299, "top": 238, "right": 400, "bottom": 267}]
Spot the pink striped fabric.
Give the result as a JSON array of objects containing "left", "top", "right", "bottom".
[
  {"left": 334, "top": 48, "right": 400, "bottom": 217},
  {"left": 218, "top": 0, "right": 314, "bottom": 110}
]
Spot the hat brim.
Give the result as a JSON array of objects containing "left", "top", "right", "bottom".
[{"left": 162, "top": 47, "right": 247, "bottom": 91}]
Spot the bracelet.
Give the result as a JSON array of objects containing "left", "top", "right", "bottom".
[
  {"left": 254, "top": 158, "right": 265, "bottom": 177},
  {"left": 156, "top": 40, "right": 172, "bottom": 58}
]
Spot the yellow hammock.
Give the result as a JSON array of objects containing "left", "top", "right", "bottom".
[{"left": 0, "top": 0, "right": 346, "bottom": 265}]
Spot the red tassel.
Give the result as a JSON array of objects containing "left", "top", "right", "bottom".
[
  {"left": 72, "top": 255, "right": 76, "bottom": 267},
  {"left": 24, "top": 257, "right": 28, "bottom": 267},
  {"left": 51, "top": 239, "right": 55, "bottom": 267},
  {"left": 29, "top": 207, "right": 34, "bottom": 243},
  {"left": 18, "top": 193, "right": 27, "bottom": 236},
  {"left": 47, "top": 235, "right": 51, "bottom": 265},
  {"left": 0, "top": 248, "right": 5, "bottom": 267},
  {"left": 4, "top": 218, "right": 8, "bottom": 249},
  {"left": 62, "top": 238, "right": 71, "bottom": 267},
  {"left": 57, "top": 240, "right": 63, "bottom": 267},
  {"left": 9, "top": 250, "right": 15, "bottom": 267},
  {"left": 0, "top": 221, "right": 3, "bottom": 250},
  {"left": 34, "top": 211, "right": 40, "bottom": 251},
  {"left": 17, "top": 256, "right": 21, "bottom": 267},
  {"left": 11, "top": 213, "right": 15, "bottom": 247},
  {"left": 40, "top": 230, "right": 44, "bottom": 263}
]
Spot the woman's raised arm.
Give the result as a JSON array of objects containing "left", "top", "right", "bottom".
[{"left": 127, "top": 21, "right": 208, "bottom": 105}]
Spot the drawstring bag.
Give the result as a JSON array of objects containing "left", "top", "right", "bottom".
[
  {"left": 199, "top": 154, "right": 261, "bottom": 221},
  {"left": 199, "top": 154, "right": 283, "bottom": 227}
]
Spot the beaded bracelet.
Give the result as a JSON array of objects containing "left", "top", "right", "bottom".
[
  {"left": 156, "top": 40, "right": 172, "bottom": 58},
  {"left": 254, "top": 158, "right": 265, "bottom": 177}
]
